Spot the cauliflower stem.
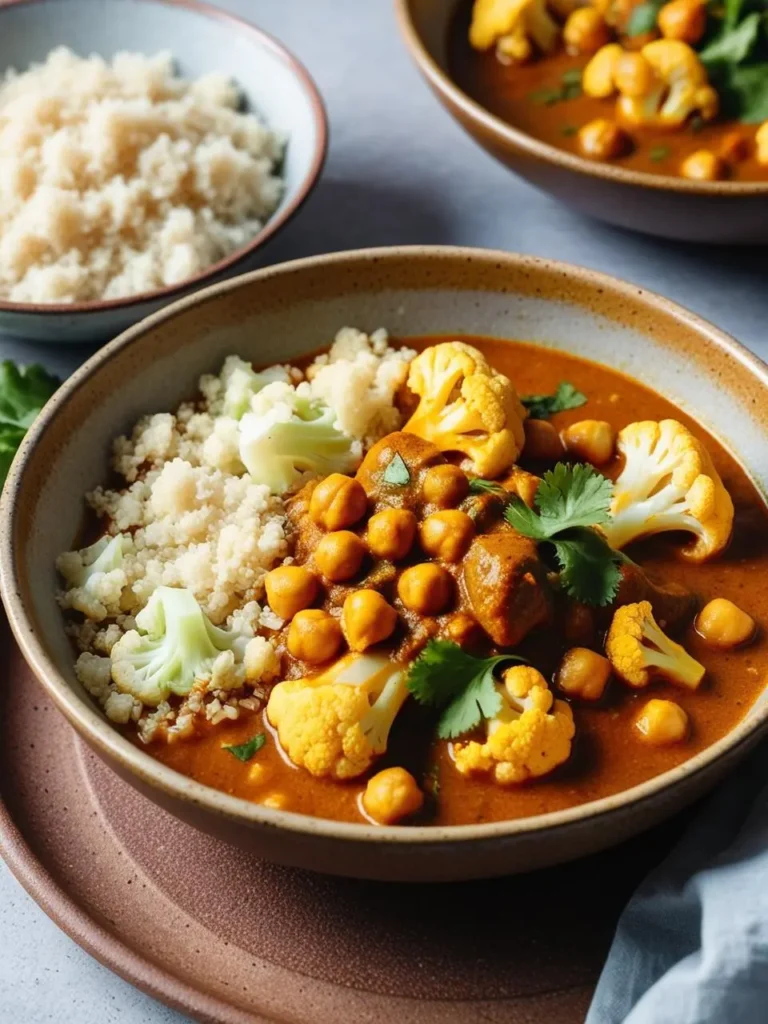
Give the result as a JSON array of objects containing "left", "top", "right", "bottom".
[{"left": 606, "top": 600, "right": 705, "bottom": 690}]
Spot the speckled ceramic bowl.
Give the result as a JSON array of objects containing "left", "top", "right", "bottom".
[
  {"left": 2, "top": 245, "right": 768, "bottom": 882},
  {"left": 395, "top": 0, "right": 768, "bottom": 244},
  {"left": 0, "top": 0, "right": 326, "bottom": 344}
]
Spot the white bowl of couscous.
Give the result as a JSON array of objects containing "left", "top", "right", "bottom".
[{"left": 0, "top": 0, "right": 326, "bottom": 344}]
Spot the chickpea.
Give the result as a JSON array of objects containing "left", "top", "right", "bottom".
[
  {"left": 556, "top": 647, "right": 612, "bottom": 701},
  {"left": 261, "top": 792, "right": 290, "bottom": 810},
  {"left": 287, "top": 609, "right": 344, "bottom": 663},
  {"left": 419, "top": 510, "right": 475, "bottom": 563},
  {"left": 564, "top": 7, "right": 612, "bottom": 54},
  {"left": 366, "top": 508, "right": 418, "bottom": 561},
  {"left": 443, "top": 611, "right": 481, "bottom": 646},
  {"left": 422, "top": 464, "right": 469, "bottom": 508},
  {"left": 696, "top": 598, "right": 756, "bottom": 649},
  {"left": 614, "top": 53, "right": 656, "bottom": 98},
  {"left": 363, "top": 767, "right": 424, "bottom": 825},
  {"left": 309, "top": 474, "right": 367, "bottom": 531},
  {"left": 315, "top": 530, "right": 366, "bottom": 582},
  {"left": 398, "top": 563, "right": 453, "bottom": 616},
  {"left": 718, "top": 130, "right": 750, "bottom": 164},
  {"left": 635, "top": 699, "right": 689, "bottom": 746},
  {"left": 523, "top": 419, "right": 566, "bottom": 461},
  {"left": 342, "top": 590, "right": 398, "bottom": 651},
  {"left": 680, "top": 150, "right": 726, "bottom": 182},
  {"left": 265, "top": 565, "right": 318, "bottom": 621},
  {"left": 657, "top": 0, "right": 707, "bottom": 44},
  {"left": 561, "top": 419, "right": 615, "bottom": 465},
  {"left": 578, "top": 118, "right": 632, "bottom": 161}
]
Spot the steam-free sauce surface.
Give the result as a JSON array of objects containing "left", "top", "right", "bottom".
[
  {"left": 147, "top": 336, "right": 768, "bottom": 826},
  {"left": 448, "top": 1, "right": 768, "bottom": 182}
]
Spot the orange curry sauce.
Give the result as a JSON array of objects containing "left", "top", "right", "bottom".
[
  {"left": 448, "top": 1, "right": 768, "bottom": 182},
  {"left": 146, "top": 337, "right": 768, "bottom": 826}
]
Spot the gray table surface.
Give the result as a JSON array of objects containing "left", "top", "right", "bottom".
[{"left": 1, "top": 0, "right": 767, "bottom": 1020}]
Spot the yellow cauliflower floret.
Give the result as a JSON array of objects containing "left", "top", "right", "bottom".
[
  {"left": 469, "top": 0, "right": 560, "bottom": 63},
  {"left": 404, "top": 341, "right": 526, "bottom": 478},
  {"left": 756, "top": 121, "right": 768, "bottom": 166},
  {"left": 601, "top": 419, "right": 733, "bottom": 560},
  {"left": 583, "top": 40, "right": 718, "bottom": 128},
  {"left": 606, "top": 600, "right": 705, "bottom": 690},
  {"left": 266, "top": 653, "right": 408, "bottom": 780},
  {"left": 453, "top": 666, "right": 575, "bottom": 785}
]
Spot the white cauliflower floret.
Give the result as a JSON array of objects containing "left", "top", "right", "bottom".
[
  {"left": 199, "top": 355, "right": 295, "bottom": 418},
  {"left": 75, "top": 651, "right": 113, "bottom": 699},
  {"left": 243, "top": 635, "right": 280, "bottom": 681},
  {"left": 104, "top": 691, "right": 136, "bottom": 724},
  {"left": 57, "top": 534, "right": 130, "bottom": 620},
  {"left": 306, "top": 327, "right": 415, "bottom": 445}
]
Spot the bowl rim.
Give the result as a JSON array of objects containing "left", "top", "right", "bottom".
[
  {"left": 3, "top": 243, "right": 768, "bottom": 848},
  {"left": 0, "top": 0, "right": 328, "bottom": 315},
  {"left": 394, "top": 0, "right": 768, "bottom": 197}
]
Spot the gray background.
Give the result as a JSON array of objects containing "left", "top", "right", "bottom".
[{"left": 0, "top": 0, "right": 766, "bottom": 1020}]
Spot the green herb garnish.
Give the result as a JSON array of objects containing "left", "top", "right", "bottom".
[
  {"left": 530, "top": 72, "right": 582, "bottom": 106},
  {"left": 690, "top": 114, "right": 707, "bottom": 133},
  {"left": 561, "top": 124, "right": 579, "bottom": 137},
  {"left": 0, "top": 362, "right": 59, "bottom": 485},
  {"left": 223, "top": 733, "right": 266, "bottom": 763},
  {"left": 522, "top": 381, "right": 587, "bottom": 420},
  {"left": 649, "top": 145, "right": 671, "bottom": 162},
  {"left": 407, "top": 640, "right": 524, "bottom": 739},
  {"left": 505, "top": 463, "right": 621, "bottom": 607},
  {"left": 529, "top": 87, "right": 567, "bottom": 106},
  {"left": 698, "top": 0, "right": 768, "bottom": 122},
  {"left": 468, "top": 477, "right": 508, "bottom": 497},
  {"left": 425, "top": 762, "right": 441, "bottom": 796},
  {"left": 626, "top": 0, "right": 665, "bottom": 36},
  {"left": 383, "top": 452, "right": 410, "bottom": 486}
]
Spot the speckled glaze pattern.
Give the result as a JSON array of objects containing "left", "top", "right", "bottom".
[
  {"left": 0, "top": 617, "right": 696, "bottom": 1023},
  {"left": 395, "top": 0, "right": 768, "bottom": 244},
  {"left": 0, "top": 0, "right": 327, "bottom": 343},
  {"left": 2, "top": 246, "right": 768, "bottom": 883}
]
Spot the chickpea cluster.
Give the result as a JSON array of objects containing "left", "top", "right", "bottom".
[{"left": 264, "top": 464, "right": 480, "bottom": 667}]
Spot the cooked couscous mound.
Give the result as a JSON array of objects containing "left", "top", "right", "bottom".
[
  {"left": 58, "top": 328, "right": 414, "bottom": 741},
  {"left": 0, "top": 47, "right": 284, "bottom": 303}
]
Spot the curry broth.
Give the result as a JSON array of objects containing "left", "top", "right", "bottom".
[
  {"left": 448, "top": 1, "right": 768, "bottom": 182},
  {"left": 147, "top": 337, "right": 768, "bottom": 826}
]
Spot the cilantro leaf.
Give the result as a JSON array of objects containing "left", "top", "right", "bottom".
[
  {"left": 522, "top": 381, "right": 587, "bottom": 420},
  {"left": 716, "top": 62, "right": 768, "bottom": 122},
  {"left": 383, "top": 452, "right": 410, "bottom": 486},
  {"left": 626, "top": 0, "right": 664, "bottom": 36},
  {"left": 700, "top": 11, "right": 761, "bottom": 67},
  {"left": 406, "top": 640, "right": 523, "bottom": 740},
  {"left": 468, "top": 477, "right": 508, "bottom": 498},
  {"left": 505, "top": 463, "right": 613, "bottom": 540},
  {"left": 0, "top": 362, "right": 59, "bottom": 485},
  {"left": 223, "top": 733, "right": 266, "bottom": 762},
  {"left": 550, "top": 527, "right": 622, "bottom": 607}
]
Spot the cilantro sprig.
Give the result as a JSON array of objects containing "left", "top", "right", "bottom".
[
  {"left": 0, "top": 361, "right": 59, "bottom": 484},
  {"left": 521, "top": 381, "right": 587, "bottom": 420},
  {"left": 697, "top": 0, "right": 768, "bottom": 122},
  {"left": 505, "top": 463, "right": 621, "bottom": 607},
  {"left": 406, "top": 640, "right": 524, "bottom": 739}
]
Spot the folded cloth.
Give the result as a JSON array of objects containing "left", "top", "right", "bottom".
[{"left": 587, "top": 743, "right": 768, "bottom": 1024}]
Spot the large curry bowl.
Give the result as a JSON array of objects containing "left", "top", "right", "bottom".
[{"left": 2, "top": 246, "right": 767, "bottom": 882}]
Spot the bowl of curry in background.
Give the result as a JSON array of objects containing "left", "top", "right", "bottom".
[
  {"left": 396, "top": 0, "right": 768, "bottom": 243},
  {"left": 3, "top": 245, "right": 768, "bottom": 883}
]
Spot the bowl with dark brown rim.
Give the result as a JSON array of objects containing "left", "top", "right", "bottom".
[
  {"left": 395, "top": 0, "right": 768, "bottom": 244},
  {"left": 0, "top": 0, "right": 327, "bottom": 343},
  {"left": 3, "top": 245, "right": 768, "bottom": 881}
]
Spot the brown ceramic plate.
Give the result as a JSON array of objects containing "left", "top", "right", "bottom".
[
  {"left": 2, "top": 246, "right": 768, "bottom": 882},
  {"left": 0, "top": 614, "right": 695, "bottom": 1023},
  {"left": 395, "top": 0, "right": 768, "bottom": 243}
]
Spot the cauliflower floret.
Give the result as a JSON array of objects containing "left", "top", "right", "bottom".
[
  {"left": 306, "top": 327, "right": 415, "bottom": 445},
  {"left": 198, "top": 354, "right": 294, "bottom": 419},
  {"left": 606, "top": 600, "right": 705, "bottom": 689},
  {"left": 266, "top": 653, "right": 409, "bottom": 780},
  {"left": 453, "top": 666, "right": 575, "bottom": 784},
  {"left": 239, "top": 381, "right": 362, "bottom": 494},
  {"left": 470, "top": 0, "right": 561, "bottom": 63},
  {"left": 110, "top": 586, "right": 269, "bottom": 705},
  {"left": 601, "top": 419, "right": 734, "bottom": 561},
  {"left": 403, "top": 341, "right": 527, "bottom": 478},
  {"left": 57, "top": 534, "right": 130, "bottom": 620},
  {"left": 583, "top": 40, "right": 718, "bottom": 128}
]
